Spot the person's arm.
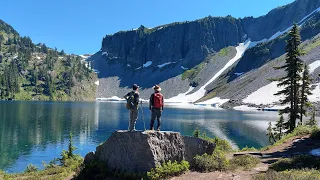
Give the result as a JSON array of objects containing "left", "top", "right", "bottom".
[
  {"left": 123, "top": 92, "right": 129, "bottom": 100},
  {"left": 134, "top": 93, "right": 140, "bottom": 105},
  {"left": 162, "top": 95, "right": 164, "bottom": 111},
  {"left": 149, "top": 94, "right": 153, "bottom": 110}
]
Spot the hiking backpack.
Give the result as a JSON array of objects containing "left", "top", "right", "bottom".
[
  {"left": 153, "top": 92, "right": 163, "bottom": 108},
  {"left": 126, "top": 92, "right": 136, "bottom": 110}
]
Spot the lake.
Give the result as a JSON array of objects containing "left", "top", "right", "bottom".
[{"left": 0, "top": 101, "right": 280, "bottom": 173}]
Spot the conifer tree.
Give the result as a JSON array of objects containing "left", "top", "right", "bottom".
[
  {"left": 273, "top": 115, "right": 285, "bottom": 140},
  {"left": 274, "top": 23, "right": 304, "bottom": 132},
  {"left": 306, "top": 106, "right": 317, "bottom": 126},
  {"left": 267, "top": 122, "right": 276, "bottom": 144},
  {"left": 299, "top": 64, "right": 312, "bottom": 123}
]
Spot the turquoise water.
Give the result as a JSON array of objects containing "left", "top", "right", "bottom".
[{"left": 0, "top": 101, "right": 279, "bottom": 173}]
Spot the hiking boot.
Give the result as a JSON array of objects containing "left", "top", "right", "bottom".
[
  {"left": 150, "top": 127, "right": 154, "bottom": 131},
  {"left": 157, "top": 128, "right": 160, "bottom": 131}
]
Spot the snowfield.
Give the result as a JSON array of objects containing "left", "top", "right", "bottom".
[
  {"left": 243, "top": 61, "right": 320, "bottom": 105},
  {"left": 243, "top": 82, "right": 284, "bottom": 105},
  {"left": 157, "top": 62, "right": 174, "bottom": 68},
  {"left": 167, "top": 40, "right": 252, "bottom": 104},
  {"left": 181, "top": 66, "right": 188, "bottom": 70},
  {"left": 143, "top": 61, "right": 152, "bottom": 68}
]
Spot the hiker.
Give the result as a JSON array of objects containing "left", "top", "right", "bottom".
[
  {"left": 124, "top": 84, "right": 140, "bottom": 132},
  {"left": 149, "top": 85, "right": 164, "bottom": 131}
]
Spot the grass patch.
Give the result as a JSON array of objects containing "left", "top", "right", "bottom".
[
  {"left": 182, "top": 62, "right": 205, "bottom": 81},
  {"left": 303, "top": 37, "right": 320, "bottom": 54},
  {"left": 254, "top": 169, "right": 320, "bottom": 180},
  {"left": 3, "top": 156, "right": 82, "bottom": 180},
  {"left": 218, "top": 46, "right": 234, "bottom": 57}
]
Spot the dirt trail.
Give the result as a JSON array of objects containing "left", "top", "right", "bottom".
[{"left": 171, "top": 135, "right": 320, "bottom": 180}]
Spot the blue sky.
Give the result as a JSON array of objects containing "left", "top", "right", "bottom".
[{"left": 0, "top": 0, "right": 294, "bottom": 55}]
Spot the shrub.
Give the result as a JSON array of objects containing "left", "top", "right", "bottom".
[
  {"left": 211, "top": 137, "right": 233, "bottom": 152},
  {"left": 229, "top": 155, "right": 260, "bottom": 170},
  {"left": 43, "top": 158, "right": 59, "bottom": 170},
  {"left": 24, "top": 164, "right": 38, "bottom": 173},
  {"left": 191, "top": 149, "right": 229, "bottom": 172},
  {"left": 147, "top": 160, "right": 189, "bottom": 180},
  {"left": 240, "top": 146, "right": 258, "bottom": 152}
]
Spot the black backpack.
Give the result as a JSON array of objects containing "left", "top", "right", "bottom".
[{"left": 126, "top": 92, "right": 136, "bottom": 109}]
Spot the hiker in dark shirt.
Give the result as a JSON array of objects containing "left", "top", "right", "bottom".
[
  {"left": 149, "top": 85, "right": 164, "bottom": 131},
  {"left": 124, "top": 84, "right": 140, "bottom": 132}
]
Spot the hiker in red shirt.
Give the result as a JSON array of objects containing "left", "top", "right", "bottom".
[{"left": 149, "top": 85, "right": 164, "bottom": 131}]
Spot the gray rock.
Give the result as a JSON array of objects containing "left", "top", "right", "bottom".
[
  {"left": 84, "top": 152, "right": 95, "bottom": 164},
  {"left": 84, "top": 130, "right": 215, "bottom": 173}
]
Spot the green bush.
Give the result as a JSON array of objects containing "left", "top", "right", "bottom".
[
  {"left": 210, "top": 137, "right": 233, "bottom": 152},
  {"left": 271, "top": 155, "right": 320, "bottom": 171},
  {"left": 191, "top": 149, "right": 229, "bottom": 172},
  {"left": 254, "top": 169, "right": 320, "bottom": 180},
  {"left": 229, "top": 155, "right": 260, "bottom": 170},
  {"left": 43, "top": 158, "right": 59, "bottom": 170},
  {"left": 147, "top": 160, "right": 190, "bottom": 180},
  {"left": 24, "top": 164, "right": 38, "bottom": 173},
  {"left": 240, "top": 146, "right": 258, "bottom": 152}
]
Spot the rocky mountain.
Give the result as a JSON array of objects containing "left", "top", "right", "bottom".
[
  {"left": 0, "top": 20, "right": 97, "bottom": 101},
  {"left": 90, "top": 0, "right": 320, "bottom": 109}
]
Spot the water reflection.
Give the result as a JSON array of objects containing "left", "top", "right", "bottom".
[{"left": 0, "top": 101, "right": 281, "bottom": 173}]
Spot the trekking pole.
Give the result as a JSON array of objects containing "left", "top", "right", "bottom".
[{"left": 140, "top": 100, "right": 146, "bottom": 131}]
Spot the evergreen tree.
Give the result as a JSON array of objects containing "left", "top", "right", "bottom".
[
  {"left": 42, "top": 43, "right": 48, "bottom": 54},
  {"left": 306, "top": 106, "right": 317, "bottom": 126},
  {"left": 274, "top": 23, "right": 304, "bottom": 132},
  {"left": 67, "top": 132, "right": 76, "bottom": 158},
  {"left": 59, "top": 50, "right": 65, "bottom": 56},
  {"left": 299, "top": 64, "right": 312, "bottom": 123},
  {"left": 273, "top": 115, "right": 285, "bottom": 140},
  {"left": 44, "top": 74, "right": 55, "bottom": 99},
  {"left": 267, "top": 122, "right": 276, "bottom": 144},
  {"left": 193, "top": 128, "right": 200, "bottom": 138},
  {"left": 0, "top": 34, "right": 3, "bottom": 51}
]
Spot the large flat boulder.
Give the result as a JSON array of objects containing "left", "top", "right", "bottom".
[{"left": 84, "top": 131, "right": 215, "bottom": 173}]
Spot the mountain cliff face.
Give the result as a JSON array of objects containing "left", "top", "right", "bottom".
[{"left": 91, "top": 0, "right": 320, "bottom": 103}]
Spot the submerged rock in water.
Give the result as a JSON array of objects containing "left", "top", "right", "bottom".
[{"left": 84, "top": 130, "right": 215, "bottom": 172}]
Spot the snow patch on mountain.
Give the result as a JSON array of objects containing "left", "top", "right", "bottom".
[
  {"left": 165, "top": 87, "right": 194, "bottom": 103},
  {"left": 195, "top": 97, "right": 230, "bottom": 107},
  {"left": 235, "top": 72, "right": 244, "bottom": 76},
  {"left": 309, "top": 83, "right": 320, "bottom": 102},
  {"left": 179, "top": 40, "right": 252, "bottom": 103},
  {"left": 143, "top": 61, "right": 152, "bottom": 67},
  {"left": 309, "top": 60, "right": 320, "bottom": 73},
  {"left": 157, "top": 62, "right": 174, "bottom": 68},
  {"left": 243, "top": 61, "right": 320, "bottom": 105},
  {"left": 181, "top": 66, "right": 188, "bottom": 70},
  {"left": 243, "top": 82, "right": 283, "bottom": 105},
  {"left": 298, "top": 7, "right": 320, "bottom": 25}
]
